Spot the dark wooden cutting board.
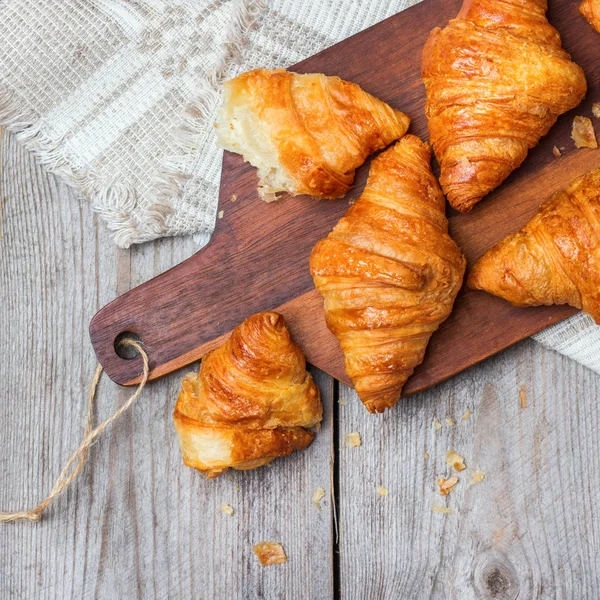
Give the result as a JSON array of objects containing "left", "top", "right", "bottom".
[{"left": 89, "top": 0, "right": 600, "bottom": 391}]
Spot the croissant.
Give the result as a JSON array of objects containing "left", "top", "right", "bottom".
[
  {"left": 173, "top": 312, "right": 322, "bottom": 478},
  {"left": 422, "top": 0, "right": 587, "bottom": 213},
  {"left": 581, "top": 0, "right": 600, "bottom": 32},
  {"left": 216, "top": 68, "right": 410, "bottom": 201},
  {"left": 310, "top": 135, "right": 466, "bottom": 413},
  {"left": 468, "top": 167, "right": 600, "bottom": 322}
]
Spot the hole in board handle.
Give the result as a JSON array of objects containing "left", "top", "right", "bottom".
[{"left": 114, "top": 332, "right": 142, "bottom": 360}]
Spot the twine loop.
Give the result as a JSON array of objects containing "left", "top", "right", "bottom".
[{"left": 0, "top": 339, "right": 149, "bottom": 523}]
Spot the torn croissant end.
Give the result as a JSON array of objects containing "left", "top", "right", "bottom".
[
  {"left": 253, "top": 542, "right": 287, "bottom": 566},
  {"left": 216, "top": 68, "right": 410, "bottom": 201},
  {"left": 173, "top": 312, "right": 323, "bottom": 479}
]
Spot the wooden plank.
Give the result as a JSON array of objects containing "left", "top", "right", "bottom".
[
  {"left": 337, "top": 340, "right": 600, "bottom": 599},
  {"left": 0, "top": 132, "right": 334, "bottom": 599},
  {"left": 89, "top": 0, "right": 600, "bottom": 395}
]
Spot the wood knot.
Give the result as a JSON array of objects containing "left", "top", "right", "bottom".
[{"left": 473, "top": 552, "right": 519, "bottom": 600}]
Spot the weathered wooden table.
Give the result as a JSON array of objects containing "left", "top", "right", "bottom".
[{"left": 1, "top": 127, "right": 600, "bottom": 600}]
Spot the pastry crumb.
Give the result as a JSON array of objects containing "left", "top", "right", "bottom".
[
  {"left": 220, "top": 503, "right": 234, "bottom": 516},
  {"left": 519, "top": 385, "right": 528, "bottom": 409},
  {"left": 218, "top": 210, "right": 224, "bottom": 219},
  {"left": 445, "top": 450, "right": 466, "bottom": 472},
  {"left": 469, "top": 471, "right": 486, "bottom": 487},
  {"left": 432, "top": 506, "right": 453, "bottom": 514},
  {"left": 377, "top": 486, "right": 389, "bottom": 497},
  {"left": 433, "top": 418, "right": 442, "bottom": 431},
  {"left": 593, "top": 103, "right": 600, "bottom": 119},
  {"left": 437, "top": 476, "right": 458, "bottom": 496},
  {"left": 231, "top": 194, "right": 237, "bottom": 202},
  {"left": 445, "top": 417, "right": 454, "bottom": 427},
  {"left": 253, "top": 542, "right": 287, "bottom": 566},
  {"left": 424, "top": 451, "right": 430, "bottom": 461},
  {"left": 461, "top": 409, "right": 473, "bottom": 421},
  {"left": 552, "top": 146, "right": 562, "bottom": 157},
  {"left": 338, "top": 398, "right": 348, "bottom": 406},
  {"left": 572, "top": 116, "right": 598, "bottom": 149},
  {"left": 312, "top": 487, "right": 326, "bottom": 509},
  {"left": 345, "top": 432, "right": 361, "bottom": 448}
]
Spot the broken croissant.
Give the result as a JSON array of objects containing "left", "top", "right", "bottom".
[
  {"left": 422, "top": 0, "right": 587, "bottom": 213},
  {"left": 581, "top": 0, "right": 600, "bottom": 32},
  {"left": 216, "top": 68, "right": 410, "bottom": 201},
  {"left": 310, "top": 135, "right": 466, "bottom": 413},
  {"left": 468, "top": 167, "right": 600, "bottom": 323},
  {"left": 174, "top": 312, "right": 322, "bottom": 478}
]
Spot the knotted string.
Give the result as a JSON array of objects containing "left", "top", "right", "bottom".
[{"left": 0, "top": 340, "right": 149, "bottom": 523}]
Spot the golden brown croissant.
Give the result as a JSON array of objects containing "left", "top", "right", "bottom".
[
  {"left": 581, "top": 0, "right": 600, "bottom": 32},
  {"left": 468, "top": 167, "right": 600, "bottom": 322},
  {"left": 310, "top": 135, "right": 466, "bottom": 413},
  {"left": 216, "top": 68, "right": 410, "bottom": 201},
  {"left": 173, "top": 312, "right": 322, "bottom": 478},
  {"left": 422, "top": 0, "right": 587, "bottom": 213}
]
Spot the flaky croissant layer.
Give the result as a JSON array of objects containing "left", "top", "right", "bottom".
[
  {"left": 468, "top": 167, "right": 600, "bottom": 323},
  {"left": 422, "top": 0, "right": 587, "bottom": 213},
  {"left": 216, "top": 68, "right": 410, "bottom": 201},
  {"left": 174, "top": 312, "right": 322, "bottom": 478},
  {"left": 581, "top": 0, "right": 600, "bottom": 32},
  {"left": 311, "top": 135, "right": 466, "bottom": 413}
]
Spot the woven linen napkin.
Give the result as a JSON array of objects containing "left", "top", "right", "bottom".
[{"left": 0, "top": 0, "right": 599, "bottom": 374}]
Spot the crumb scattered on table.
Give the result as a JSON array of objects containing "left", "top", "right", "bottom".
[
  {"left": 519, "top": 385, "right": 528, "bottom": 409},
  {"left": 572, "top": 116, "right": 598, "bottom": 149},
  {"left": 345, "top": 432, "right": 361, "bottom": 448},
  {"left": 424, "top": 451, "right": 430, "bottom": 461},
  {"left": 220, "top": 503, "right": 234, "bottom": 516},
  {"left": 433, "top": 418, "right": 442, "bottom": 431},
  {"left": 446, "top": 450, "right": 466, "bottom": 472},
  {"left": 593, "top": 103, "right": 600, "bottom": 119},
  {"left": 552, "top": 146, "right": 562, "bottom": 157},
  {"left": 461, "top": 409, "right": 473, "bottom": 421},
  {"left": 231, "top": 194, "right": 237, "bottom": 202},
  {"left": 432, "top": 506, "right": 453, "bottom": 514},
  {"left": 469, "top": 471, "right": 486, "bottom": 487},
  {"left": 218, "top": 210, "right": 224, "bottom": 219},
  {"left": 312, "top": 487, "right": 326, "bottom": 509},
  {"left": 437, "top": 476, "right": 458, "bottom": 496},
  {"left": 445, "top": 417, "right": 454, "bottom": 427},
  {"left": 377, "top": 486, "right": 389, "bottom": 497},
  {"left": 338, "top": 398, "right": 347, "bottom": 406},
  {"left": 253, "top": 542, "right": 287, "bottom": 566}
]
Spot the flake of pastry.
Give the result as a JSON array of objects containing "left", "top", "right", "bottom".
[
  {"left": 433, "top": 418, "right": 442, "bottom": 431},
  {"left": 437, "top": 476, "right": 459, "bottom": 496},
  {"left": 345, "top": 432, "right": 361, "bottom": 448},
  {"left": 432, "top": 506, "right": 453, "bottom": 514},
  {"left": 469, "top": 471, "right": 486, "bottom": 487},
  {"left": 377, "top": 486, "right": 389, "bottom": 497},
  {"left": 572, "top": 116, "right": 598, "bottom": 149},
  {"left": 253, "top": 542, "right": 287, "bottom": 566},
  {"left": 519, "top": 385, "right": 528, "bottom": 409},
  {"left": 552, "top": 146, "right": 562, "bottom": 157},
  {"left": 445, "top": 417, "right": 454, "bottom": 427},
  {"left": 445, "top": 450, "right": 466, "bottom": 472},
  {"left": 593, "top": 103, "right": 600, "bottom": 119},
  {"left": 220, "top": 503, "right": 234, "bottom": 516},
  {"left": 461, "top": 409, "right": 473, "bottom": 420},
  {"left": 312, "top": 487, "right": 326, "bottom": 509}
]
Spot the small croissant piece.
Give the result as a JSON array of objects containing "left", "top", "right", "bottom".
[
  {"left": 173, "top": 312, "right": 322, "bottom": 478},
  {"left": 310, "top": 135, "right": 466, "bottom": 413},
  {"left": 581, "top": 0, "right": 600, "bottom": 32},
  {"left": 216, "top": 68, "right": 410, "bottom": 201},
  {"left": 422, "top": 0, "right": 587, "bottom": 213},
  {"left": 468, "top": 167, "right": 600, "bottom": 323}
]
